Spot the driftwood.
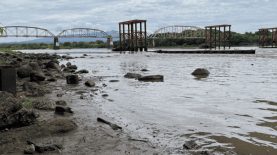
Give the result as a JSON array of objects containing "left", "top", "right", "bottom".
[
  {"left": 97, "top": 117, "right": 122, "bottom": 130},
  {"left": 128, "top": 137, "right": 155, "bottom": 148}
]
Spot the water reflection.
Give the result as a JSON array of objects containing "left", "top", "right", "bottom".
[{"left": 192, "top": 74, "right": 209, "bottom": 80}]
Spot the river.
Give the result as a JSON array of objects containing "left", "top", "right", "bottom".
[{"left": 16, "top": 46, "right": 277, "bottom": 154}]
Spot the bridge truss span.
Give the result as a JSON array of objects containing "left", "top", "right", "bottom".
[
  {"left": 151, "top": 25, "right": 207, "bottom": 39},
  {"left": 0, "top": 26, "right": 55, "bottom": 37},
  {"left": 57, "top": 28, "right": 109, "bottom": 38}
]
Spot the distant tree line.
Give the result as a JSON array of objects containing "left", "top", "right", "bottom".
[
  {"left": 113, "top": 30, "right": 276, "bottom": 47},
  {"left": 0, "top": 30, "right": 276, "bottom": 50},
  {"left": 0, "top": 40, "right": 107, "bottom": 50}
]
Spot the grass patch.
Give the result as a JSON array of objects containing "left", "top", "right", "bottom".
[{"left": 23, "top": 99, "right": 33, "bottom": 109}]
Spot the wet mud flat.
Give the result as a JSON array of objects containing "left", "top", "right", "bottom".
[{"left": 0, "top": 76, "right": 166, "bottom": 155}]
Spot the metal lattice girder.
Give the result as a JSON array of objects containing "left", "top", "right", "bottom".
[
  {"left": 0, "top": 26, "right": 55, "bottom": 37},
  {"left": 57, "top": 28, "right": 110, "bottom": 38},
  {"left": 151, "top": 25, "right": 207, "bottom": 39},
  {"left": 112, "top": 31, "right": 151, "bottom": 38}
]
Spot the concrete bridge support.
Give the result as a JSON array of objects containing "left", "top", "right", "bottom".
[
  {"left": 54, "top": 37, "right": 60, "bottom": 50},
  {"left": 107, "top": 37, "right": 113, "bottom": 49}
]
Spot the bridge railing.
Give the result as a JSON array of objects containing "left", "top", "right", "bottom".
[
  {"left": 0, "top": 26, "right": 55, "bottom": 37},
  {"left": 57, "top": 28, "right": 110, "bottom": 38}
]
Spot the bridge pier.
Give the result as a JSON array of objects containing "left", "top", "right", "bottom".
[
  {"left": 107, "top": 37, "right": 113, "bottom": 49},
  {"left": 205, "top": 24, "right": 231, "bottom": 50},
  {"left": 258, "top": 27, "right": 277, "bottom": 48},
  {"left": 54, "top": 37, "right": 60, "bottom": 50},
  {"left": 119, "top": 19, "right": 147, "bottom": 52}
]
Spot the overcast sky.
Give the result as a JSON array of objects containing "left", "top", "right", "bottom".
[{"left": 0, "top": 0, "right": 276, "bottom": 43}]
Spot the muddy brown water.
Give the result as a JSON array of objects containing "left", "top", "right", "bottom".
[{"left": 11, "top": 47, "right": 277, "bottom": 154}]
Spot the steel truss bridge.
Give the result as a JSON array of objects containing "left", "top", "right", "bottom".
[{"left": 0, "top": 26, "right": 207, "bottom": 39}]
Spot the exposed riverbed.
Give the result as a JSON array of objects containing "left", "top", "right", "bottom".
[{"left": 16, "top": 46, "right": 277, "bottom": 154}]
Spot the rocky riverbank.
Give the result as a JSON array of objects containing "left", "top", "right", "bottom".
[
  {"left": 0, "top": 51, "right": 174, "bottom": 155},
  {"left": 0, "top": 50, "right": 237, "bottom": 155}
]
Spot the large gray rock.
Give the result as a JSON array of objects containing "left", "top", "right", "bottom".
[
  {"left": 191, "top": 68, "right": 210, "bottom": 75},
  {"left": 22, "top": 82, "right": 50, "bottom": 97},
  {"left": 44, "top": 71, "right": 54, "bottom": 77},
  {"left": 0, "top": 91, "right": 23, "bottom": 129},
  {"left": 5, "top": 108, "right": 39, "bottom": 129},
  {"left": 46, "top": 61, "right": 61, "bottom": 70},
  {"left": 0, "top": 91, "right": 39, "bottom": 130},
  {"left": 30, "top": 71, "right": 46, "bottom": 83},
  {"left": 85, "top": 80, "right": 95, "bottom": 87},
  {"left": 17, "top": 64, "right": 33, "bottom": 78},
  {"left": 31, "top": 99, "right": 55, "bottom": 110},
  {"left": 66, "top": 62, "right": 71, "bottom": 67},
  {"left": 124, "top": 73, "right": 142, "bottom": 79},
  {"left": 68, "top": 65, "right": 77, "bottom": 69},
  {"left": 56, "top": 100, "right": 67, "bottom": 106},
  {"left": 55, "top": 106, "right": 73, "bottom": 114},
  {"left": 138, "top": 75, "right": 164, "bottom": 82}
]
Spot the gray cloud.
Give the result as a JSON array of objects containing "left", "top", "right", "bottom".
[{"left": 0, "top": 0, "right": 276, "bottom": 43}]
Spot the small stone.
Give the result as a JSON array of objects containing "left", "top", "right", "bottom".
[
  {"left": 183, "top": 140, "right": 197, "bottom": 150},
  {"left": 57, "top": 94, "right": 63, "bottom": 97},
  {"left": 24, "top": 144, "right": 35, "bottom": 154},
  {"left": 102, "top": 94, "right": 108, "bottom": 97},
  {"left": 109, "top": 80, "right": 119, "bottom": 82}
]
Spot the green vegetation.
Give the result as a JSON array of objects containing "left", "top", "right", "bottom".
[
  {"left": 0, "top": 28, "right": 6, "bottom": 35},
  {"left": 0, "top": 59, "right": 11, "bottom": 64},
  {"left": 23, "top": 99, "right": 33, "bottom": 109},
  {"left": 114, "top": 30, "right": 272, "bottom": 48},
  {"left": 0, "top": 41, "right": 108, "bottom": 52}
]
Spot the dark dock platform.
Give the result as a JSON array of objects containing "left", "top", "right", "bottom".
[{"left": 153, "top": 50, "right": 255, "bottom": 54}]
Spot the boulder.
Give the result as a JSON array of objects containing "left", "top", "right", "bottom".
[
  {"left": 55, "top": 100, "right": 67, "bottom": 106},
  {"left": 29, "top": 62, "right": 43, "bottom": 73},
  {"left": 138, "top": 75, "right": 164, "bottom": 82},
  {"left": 30, "top": 71, "right": 46, "bottom": 83},
  {"left": 16, "top": 58, "right": 23, "bottom": 62},
  {"left": 68, "top": 65, "right": 77, "bottom": 69},
  {"left": 183, "top": 140, "right": 197, "bottom": 150},
  {"left": 55, "top": 106, "right": 73, "bottom": 114},
  {"left": 47, "top": 118, "right": 77, "bottom": 134},
  {"left": 124, "top": 73, "right": 142, "bottom": 79},
  {"left": 85, "top": 80, "right": 95, "bottom": 87},
  {"left": 44, "top": 71, "right": 54, "bottom": 77},
  {"left": 17, "top": 64, "right": 33, "bottom": 78},
  {"left": 5, "top": 108, "right": 39, "bottom": 129},
  {"left": 22, "top": 82, "right": 48, "bottom": 97},
  {"left": 0, "top": 91, "right": 23, "bottom": 129},
  {"left": 191, "top": 68, "right": 210, "bottom": 75},
  {"left": 31, "top": 99, "right": 55, "bottom": 110},
  {"left": 66, "top": 62, "right": 71, "bottom": 67},
  {"left": 24, "top": 144, "right": 35, "bottom": 154},
  {"left": 61, "top": 64, "right": 65, "bottom": 68},
  {"left": 46, "top": 61, "right": 61, "bottom": 70}
]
